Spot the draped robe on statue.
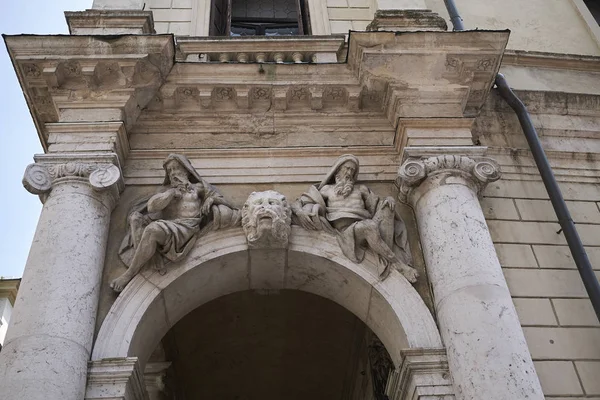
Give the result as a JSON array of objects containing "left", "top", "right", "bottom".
[
  {"left": 292, "top": 155, "right": 412, "bottom": 275},
  {"left": 118, "top": 154, "right": 241, "bottom": 273}
]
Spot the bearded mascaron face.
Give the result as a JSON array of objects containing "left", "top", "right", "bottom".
[
  {"left": 242, "top": 191, "right": 292, "bottom": 248},
  {"left": 165, "top": 160, "right": 191, "bottom": 188},
  {"left": 334, "top": 161, "right": 357, "bottom": 198}
]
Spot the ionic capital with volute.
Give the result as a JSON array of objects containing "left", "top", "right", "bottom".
[
  {"left": 22, "top": 154, "right": 123, "bottom": 209},
  {"left": 396, "top": 154, "right": 501, "bottom": 205}
]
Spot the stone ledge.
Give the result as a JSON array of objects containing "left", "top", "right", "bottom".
[
  {"left": 502, "top": 49, "right": 600, "bottom": 73},
  {"left": 385, "top": 348, "right": 455, "bottom": 400},
  {"left": 66, "top": 10, "right": 155, "bottom": 35},
  {"left": 85, "top": 357, "right": 147, "bottom": 400},
  {"left": 367, "top": 9, "right": 448, "bottom": 32},
  {"left": 0, "top": 279, "right": 20, "bottom": 306}
]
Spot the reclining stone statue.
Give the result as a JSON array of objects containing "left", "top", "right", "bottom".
[
  {"left": 112, "top": 154, "right": 241, "bottom": 292},
  {"left": 291, "top": 154, "right": 418, "bottom": 282}
]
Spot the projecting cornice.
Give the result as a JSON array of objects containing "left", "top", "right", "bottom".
[
  {"left": 3, "top": 34, "right": 174, "bottom": 151},
  {"left": 0, "top": 279, "right": 20, "bottom": 307},
  {"left": 347, "top": 30, "right": 510, "bottom": 117},
  {"left": 5, "top": 30, "right": 508, "bottom": 156}
]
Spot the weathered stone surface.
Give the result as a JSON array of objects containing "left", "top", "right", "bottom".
[
  {"left": 366, "top": 9, "right": 447, "bottom": 32},
  {"left": 66, "top": 10, "right": 155, "bottom": 35}
]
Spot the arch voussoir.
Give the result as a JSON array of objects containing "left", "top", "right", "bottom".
[{"left": 92, "top": 228, "right": 442, "bottom": 370}]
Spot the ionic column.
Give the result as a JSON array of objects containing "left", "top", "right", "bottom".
[
  {"left": 0, "top": 157, "right": 121, "bottom": 400},
  {"left": 396, "top": 154, "right": 544, "bottom": 400}
]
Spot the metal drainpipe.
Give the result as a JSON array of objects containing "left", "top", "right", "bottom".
[
  {"left": 442, "top": 0, "right": 600, "bottom": 322},
  {"left": 443, "top": 0, "right": 465, "bottom": 31}
]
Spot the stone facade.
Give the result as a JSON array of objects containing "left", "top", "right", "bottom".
[{"left": 1, "top": 0, "right": 600, "bottom": 399}]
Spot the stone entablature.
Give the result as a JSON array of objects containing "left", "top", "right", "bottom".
[
  {"left": 4, "top": 30, "right": 508, "bottom": 155},
  {"left": 4, "top": 35, "right": 174, "bottom": 148}
]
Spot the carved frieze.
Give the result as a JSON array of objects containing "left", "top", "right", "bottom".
[{"left": 212, "top": 87, "right": 236, "bottom": 101}]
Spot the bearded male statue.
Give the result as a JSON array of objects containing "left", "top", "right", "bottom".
[
  {"left": 112, "top": 154, "right": 241, "bottom": 292},
  {"left": 291, "top": 154, "right": 418, "bottom": 282},
  {"left": 242, "top": 190, "right": 292, "bottom": 249}
]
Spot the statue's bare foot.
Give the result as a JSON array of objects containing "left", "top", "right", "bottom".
[
  {"left": 398, "top": 264, "right": 419, "bottom": 283},
  {"left": 110, "top": 275, "right": 132, "bottom": 293}
]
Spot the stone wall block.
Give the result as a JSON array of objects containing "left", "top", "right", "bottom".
[
  {"left": 575, "top": 361, "right": 600, "bottom": 395},
  {"left": 533, "top": 361, "right": 583, "bottom": 396},
  {"left": 494, "top": 243, "right": 538, "bottom": 268},
  {"left": 524, "top": 327, "right": 600, "bottom": 359},
  {"left": 552, "top": 299, "right": 600, "bottom": 326},
  {"left": 513, "top": 298, "right": 558, "bottom": 326}
]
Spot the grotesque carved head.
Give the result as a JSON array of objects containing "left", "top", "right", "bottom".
[{"left": 242, "top": 190, "right": 292, "bottom": 248}]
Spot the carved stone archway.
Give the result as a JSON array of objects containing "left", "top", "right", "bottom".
[{"left": 89, "top": 228, "right": 453, "bottom": 399}]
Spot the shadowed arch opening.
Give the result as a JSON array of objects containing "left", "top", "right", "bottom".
[
  {"left": 160, "top": 289, "right": 392, "bottom": 399},
  {"left": 92, "top": 228, "right": 442, "bottom": 371}
]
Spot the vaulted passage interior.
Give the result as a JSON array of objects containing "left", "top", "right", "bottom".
[{"left": 156, "top": 290, "right": 390, "bottom": 399}]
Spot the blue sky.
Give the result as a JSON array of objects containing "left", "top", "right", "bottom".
[{"left": 0, "top": 0, "right": 92, "bottom": 278}]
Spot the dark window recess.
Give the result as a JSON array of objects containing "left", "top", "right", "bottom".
[
  {"left": 584, "top": 0, "right": 600, "bottom": 25},
  {"left": 210, "top": 0, "right": 311, "bottom": 36}
]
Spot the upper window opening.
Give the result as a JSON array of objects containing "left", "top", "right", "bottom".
[
  {"left": 584, "top": 0, "right": 600, "bottom": 25},
  {"left": 210, "top": 0, "right": 310, "bottom": 36}
]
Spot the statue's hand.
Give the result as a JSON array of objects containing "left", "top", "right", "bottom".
[
  {"left": 170, "top": 188, "right": 182, "bottom": 199},
  {"left": 382, "top": 197, "right": 396, "bottom": 209},
  {"left": 202, "top": 197, "right": 214, "bottom": 214},
  {"left": 295, "top": 210, "right": 318, "bottom": 230}
]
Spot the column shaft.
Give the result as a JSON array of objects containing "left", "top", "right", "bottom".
[
  {"left": 0, "top": 179, "right": 113, "bottom": 400},
  {"left": 399, "top": 156, "right": 544, "bottom": 400}
]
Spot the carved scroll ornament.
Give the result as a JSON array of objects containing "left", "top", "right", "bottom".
[
  {"left": 23, "top": 162, "right": 121, "bottom": 195},
  {"left": 397, "top": 155, "right": 501, "bottom": 203}
]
